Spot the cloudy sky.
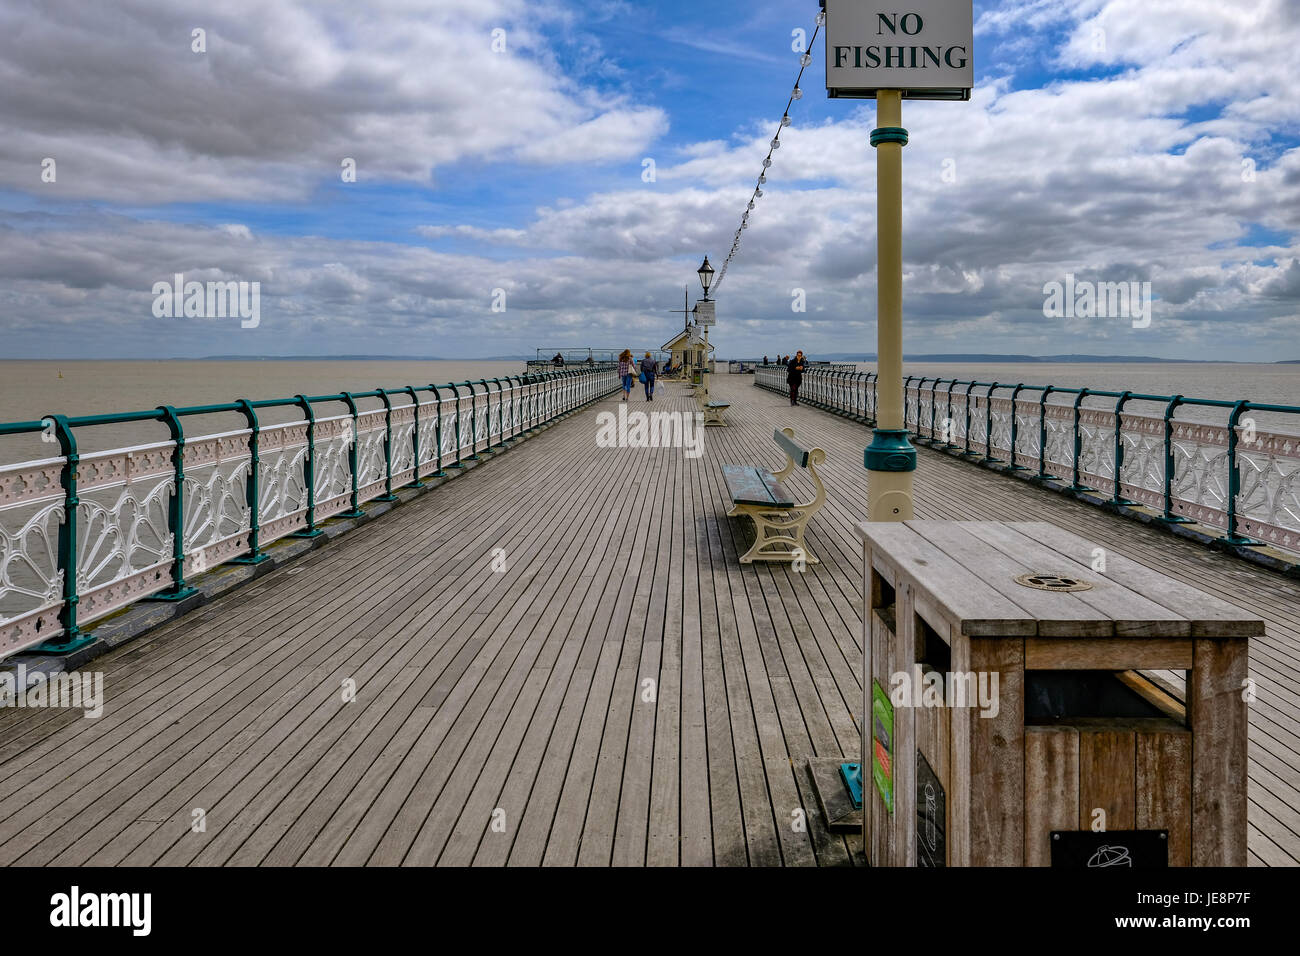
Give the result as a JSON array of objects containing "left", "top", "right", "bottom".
[{"left": 1, "top": 0, "right": 1297, "bottom": 361}]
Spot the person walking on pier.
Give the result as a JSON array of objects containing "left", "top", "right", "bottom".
[
  {"left": 640, "top": 351, "right": 659, "bottom": 401},
  {"left": 787, "top": 350, "right": 807, "bottom": 406},
  {"left": 618, "top": 349, "right": 635, "bottom": 401}
]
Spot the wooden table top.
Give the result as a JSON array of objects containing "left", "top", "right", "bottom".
[{"left": 855, "top": 520, "right": 1265, "bottom": 639}]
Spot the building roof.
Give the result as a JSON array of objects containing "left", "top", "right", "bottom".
[{"left": 662, "top": 327, "right": 693, "bottom": 350}]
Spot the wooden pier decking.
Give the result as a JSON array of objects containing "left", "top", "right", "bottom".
[{"left": 0, "top": 376, "right": 1297, "bottom": 867}]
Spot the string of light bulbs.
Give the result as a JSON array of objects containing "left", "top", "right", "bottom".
[{"left": 711, "top": 9, "right": 824, "bottom": 294}]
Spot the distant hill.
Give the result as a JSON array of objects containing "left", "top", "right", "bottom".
[{"left": 801, "top": 353, "right": 1247, "bottom": 364}]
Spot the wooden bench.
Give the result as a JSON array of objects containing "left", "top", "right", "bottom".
[
  {"left": 722, "top": 427, "right": 826, "bottom": 564},
  {"left": 695, "top": 383, "right": 730, "bottom": 426}
]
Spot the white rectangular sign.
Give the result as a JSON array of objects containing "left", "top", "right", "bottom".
[
  {"left": 823, "top": 0, "right": 973, "bottom": 101},
  {"left": 693, "top": 300, "right": 716, "bottom": 326}
]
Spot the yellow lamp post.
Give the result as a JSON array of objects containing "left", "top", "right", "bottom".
[
  {"left": 822, "top": 1, "right": 974, "bottom": 522},
  {"left": 864, "top": 91, "right": 915, "bottom": 521}
]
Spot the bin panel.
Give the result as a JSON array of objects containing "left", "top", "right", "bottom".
[
  {"left": 967, "top": 635, "right": 1025, "bottom": 865},
  {"left": 1025, "top": 727, "right": 1079, "bottom": 865},
  {"left": 1190, "top": 637, "right": 1249, "bottom": 866},
  {"left": 1137, "top": 729, "right": 1192, "bottom": 866}
]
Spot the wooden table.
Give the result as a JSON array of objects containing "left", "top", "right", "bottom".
[{"left": 855, "top": 519, "right": 1264, "bottom": 867}]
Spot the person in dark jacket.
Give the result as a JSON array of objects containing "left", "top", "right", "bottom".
[
  {"left": 787, "top": 350, "right": 807, "bottom": 406},
  {"left": 639, "top": 352, "right": 659, "bottom": 400}
]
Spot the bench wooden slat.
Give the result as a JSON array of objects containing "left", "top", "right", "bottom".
[
  {"left": 721, "top": 464, "right": 795, "bottom": 509},
  {"left": 771, "top": 429, "right": 808, "bottom": 467}
]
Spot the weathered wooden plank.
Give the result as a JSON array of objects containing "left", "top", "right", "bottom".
[
  {"left": 721, "top": 464, "right": 794, "bottom": 508},
  {"left": 966, "top": 635, "right": 1025, "bottom": 865},
  {"left": 0, "top": 375, "right": 1293, "bottom": 870},
  {"left": 960, "top": 521, "right": 1190, "bottom": 638},
  {"left": 907, "top": 521, "right": 1112, "bottom": 638},
  {"left": 1011, "top": 521, "right": 1266, "bottom": 638},
  {"left": 771, "top": 428, "right": 809, "bottom": 467},
  {"left": 1024, "top": 726, "right": 1079, "bottom": 866},
  {"left": 1025, "top": 637, "right": 1194, "bottom": 670},
  {"left": 1079, "top": 728, "right": 1137, "bottom": 834},
  {"left": 1191, "top": 637, "right": 1250, "bottom": 866},
  {"left": 1136, "top": 728, "right": 1192, "bottom": 867},
  {"left": 856, "top": 522, "right": 1037, "bottom": 638}
]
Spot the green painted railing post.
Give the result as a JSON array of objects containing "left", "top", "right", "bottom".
[
  {"left": 1037, "top": 386, "right": 1054, "bottom": 479},
  {"left": 522, "top": 376, "right": 535, "bottom": 434},
  {"left": 465, "top": 381, "right": 482, "bottom": 461},
  {"left": 1007, "top": 384, "right": 1027, "bottom": 471},
  {"left": 448, "top": 383, "right": 465, "bottom": 467},
  {"left": 928, "top": 378, "right": 939, "bottom": 438},
  {"left": 911, "top": 377, "right": 926, "bottom": 442},
  {"left": 1110, "top": 391, "right": 1136, "bottom": 504},
  {"left": 374, "top": 389, "right": 398, "bottom": 501},
  {"left": 150, "top": 405, "right": 198, "bottom": 600},
  {"left": 943, "top": 380, "right": 958, "bottom": 447},
  {"left": 405, "top": 386, "right": 426, "bottom": 488},
  {"left": 962, "top": 382, "right": 977, "bottom": 456},
  {"left": 506, "top": 377, "right": 522, "bottom": 444},
  {"left": 430, "top": 384, "right": 448, "bottom": 477},
  {"left": 490, "top": 378, "right": 508, "bottom": 447},
  {"left": 1225, "top": 400, "right": 1261, "bottom": 545},
  {"left": 291, "top": 395, "right": 325, "bottom": 536},
  {"left": 231, "top": 399, "right": 269, "bottom": 564},
  {"left": 1068, "top": 389, "right": 1094, "bottom": 491},
  {"left": 1158, "top": 395, "right": 1193, "bottom": 523},
  {"left": 338, "top": 392, "right": 366, "bottom": 517},
  {"left": 984, "top": 383, "right": 1002, "bottom": 463},
  {"left": 518, "top": 376, "right": 531, "bottom": 435},
  {"left": 34, "top": 414, "right": 94, "bottom": 654}
]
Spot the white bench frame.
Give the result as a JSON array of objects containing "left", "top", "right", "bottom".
[
  {"left": 726, "top": 427, "right": 827, "bottom": 565},
  {"left": 696, "top": 384, "right": 731, "bottom": 427}
]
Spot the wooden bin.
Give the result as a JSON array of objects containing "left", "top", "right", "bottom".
[{"left": 856, "top": 520, "right": 1262, "bottom": 868}]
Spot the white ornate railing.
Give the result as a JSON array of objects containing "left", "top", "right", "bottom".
[
  {"left": 755, "top": 364, "right": 1300, "bottom": 557},
  {"left": 0, "top": 366, "right": 619, "bottom": 659}
]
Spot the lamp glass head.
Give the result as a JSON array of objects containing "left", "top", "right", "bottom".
[{"left": 697, "top": 256, "right": 715, "bottom": 297}]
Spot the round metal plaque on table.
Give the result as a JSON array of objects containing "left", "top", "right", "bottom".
[{"left": 1014, "top": 573, "right": 1094, "bottom": 593}]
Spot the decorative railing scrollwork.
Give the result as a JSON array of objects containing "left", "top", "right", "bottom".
[
  {"left": 754, "top": 363, "right": 1300, "bottom": 557},
  {"left": 0, "top": 366, "right": 619, "bottom": 659}
]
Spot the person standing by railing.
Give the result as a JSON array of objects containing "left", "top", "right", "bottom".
[
  {"left": 618, "top": 349, "right": 635, "bottom": 401},
  {"left": 787, "top": 350, "right": 807, "bottom": 406},
  {"left": 640, "top": 351, "right": 659, "bottom": 401}
]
